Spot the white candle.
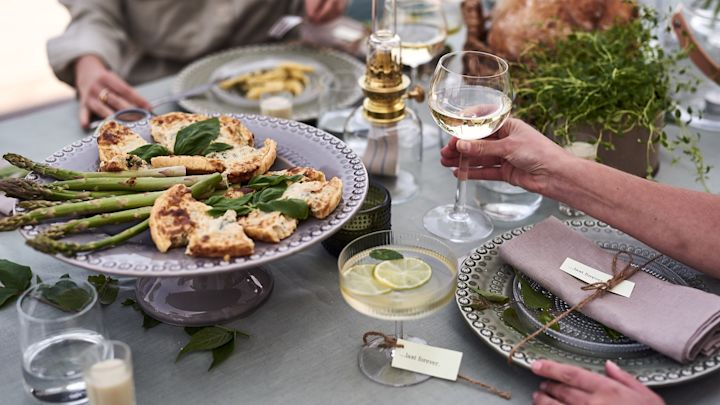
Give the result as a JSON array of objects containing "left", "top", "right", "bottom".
[
  {"left": 85, "top": 359, "right": 136, "bottom": 405},
  {"left": 564, "top": 141, "right": 597, "bottom": 161},
  {"left": 260, "top": 95, "right": 293, "bottom": 119}
]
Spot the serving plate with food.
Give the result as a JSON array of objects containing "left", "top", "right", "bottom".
[
  {"left": 210, "top": 58, "right": 331, "bottom": 108},
  {"left": 1, "top": 112, "right": 368, "bottom": 324},
  {"left": 174, "top": 44, "right": 365, "bottom": 121}
]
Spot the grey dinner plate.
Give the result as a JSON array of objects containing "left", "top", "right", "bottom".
[
  {"left": 455, "top": 219, "right": 720, "bottom": 387},
  {"left": 173, "top": 44, "right": 365, "bottom": 121},
  {"left": 18, "top": 114, "right": 369, "bottom": 277}
]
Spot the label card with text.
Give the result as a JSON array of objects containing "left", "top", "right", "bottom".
[
  {"left": 391, "top": 339, "right": 463, "bottom": 381},
  {"left": 559, "top": 258, "right": 635, "bottom": 297}
]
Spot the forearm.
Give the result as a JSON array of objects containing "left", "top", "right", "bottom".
[{"left": 548, "top": 158, "right": 720, "bottom": 277}]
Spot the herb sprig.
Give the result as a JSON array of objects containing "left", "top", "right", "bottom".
[
  {"left": 128, "top": 117, "right": 233, "bottom": 162},
  {"left": 206, "top": 174, "right": 309, "bottom": 220}
]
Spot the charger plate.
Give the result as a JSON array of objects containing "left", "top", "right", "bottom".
[
  {"left": 18, "top": 114, "right": 369, "bottom": 277},
  {"left": 455, "top": 219, "right": 720, "bottom": 387}
]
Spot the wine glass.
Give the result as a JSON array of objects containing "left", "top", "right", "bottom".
[
  {"left": 424, "top": 51, "right": 512, "bottom": 242},
  {"left": 338, "top": 230, "right": 456, "bottom": 386}
]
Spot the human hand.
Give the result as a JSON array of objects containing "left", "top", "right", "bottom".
[
  {"left": 531, "top": 359, "right": 665, "bottom": 405},
  {"left": 304, "top": 0, "right": 347, "bottom": 24},
  {"left": 74, "top": 55, "right": 151, "bottom": 129},
  {"left": 440, "top": 118, "right": 571, "bottom": 195}
]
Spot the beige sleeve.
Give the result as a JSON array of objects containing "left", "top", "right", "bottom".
[{"left": 46, "top": 0, "right": 127, "bottom": 86}]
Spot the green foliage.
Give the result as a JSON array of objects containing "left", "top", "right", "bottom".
[
  {"left": 0, "top": 259, "right": 32, "bottom": 307},
  {"left": 206, "top": 175, "right": 309, "bottom": 219},
  {"left": 177, "top": 325, "right": 249, "bottom": 370},
  {"left": 127, "top": 144, "right": 171, "bottom": 162},
  {"left": 87, "top": 274, "right": 119, "bottom": 306},
  {"left": 513, "top": 6, "right": 710, "bottom": 184},
  {"left": 370, "top": 249, "right": 404, "bottom": 261},
  {"left": 37, "top": 278, "right": 92, "bottom": 312}
]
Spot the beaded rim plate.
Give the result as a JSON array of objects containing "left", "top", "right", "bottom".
[
  {"left": 17, "top": 114, "right": 369, "bottom": 277},
  {"left": 173, "top": 44, "right": 365, "bottom": 121},
  {"left": 455, "top": 219, "right": 720, "bottom": 387}
]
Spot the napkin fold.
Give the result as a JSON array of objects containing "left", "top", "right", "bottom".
[
  {"left": 362, "top": 128, "right": 399, "bottom": 177},
  {"left": 499, "top": 217, "right": 720, "bottom": 363}
]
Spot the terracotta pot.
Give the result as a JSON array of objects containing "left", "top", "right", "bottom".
[{"left": 570, "top": 123, "right": 660, "bottom": 178}]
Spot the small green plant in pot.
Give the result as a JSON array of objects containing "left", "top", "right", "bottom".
[{"left": 512, "top": 6, "right": 711, "bottom": 189}]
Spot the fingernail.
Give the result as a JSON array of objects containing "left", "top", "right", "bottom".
[
  {"left": 539, "top": 381, "right": 548, "bottom": 391},
  {"left": 532, "top": 391, "right": 539, "bottom": 401},
  {"left": 457, "top": 140, "right": 471, "bottom": 153},
  {"left": 532, "top": 360, "right": 543, "bottom": 372}
]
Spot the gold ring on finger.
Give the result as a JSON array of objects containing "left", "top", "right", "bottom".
[{"left": 98, "top": 88, "right": 111, "bottom": 104}]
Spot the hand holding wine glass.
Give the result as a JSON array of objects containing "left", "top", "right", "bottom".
[{"left": 424, "top": 51, "right": 512, "bottom": 242}]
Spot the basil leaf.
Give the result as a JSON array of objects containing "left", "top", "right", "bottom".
[
  {"left": 87, "top": 274, "right": 119, "bottom": 306},
  {"left": 204, "top": 142, "right": 233, "bottom": 155},
  {"left": 174, "top": 118, "right": 220, "bottom": 156},
  {"left": 209, "top": 338, "right": 235, "bottom": 371},
  {"left": 142, "top": 314, "right": 161, "bottom": 330},
  {"left": 468, "top": 286, "right": 509, "bottom": 304},
  {"left": 537, "top": 311, "right": 560, "bottom": 331},
  {"left": 184, "top": 326, "right": 204, "bottom": 336},
  {"left": 502, "top": 307, "right": 526, "bottom": 334},
  {"left": 518, "top": 275, "right": 552, "bottom": 310},
  {"left": 369, "top": 249, "right": 404, "bottom": 261},
  {"left": 255, "top": 185, "right": 287, "bottom": 203},
  {"left": 600, "top": 324, "right": 622, "bottom": 341},
  {"left": 247, "top": 174, "right": 303, "bottom": 190},
  {"left": 128, "top": 144, "right": 171, "bottom": 162},
  {"left": 256, "top": 198, "right": 309, "bottom": 220},
  {"left": 121, "top": 297, "right": 139, "bottom": 309},
  {"left": 0, "top": 259, "right": 32, "bottom": 291},
  {"left": 206, "top": 194, "right": 254, "bottom": 217},
  {"left": 39, "top": 279, "right": 92, "bottom": 312},
  {"left": 176, "top": 326, "right": 233, "bottom": 361}
]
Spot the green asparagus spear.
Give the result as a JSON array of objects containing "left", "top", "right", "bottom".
[
  {"left": 27, "top": 219, "right": 151, "bottom": 256},
  {"left": 17, "top": 200, "right": 83, "bottom": 210},
  {"left": 4, "top": 153, "right": 186, "bottom": 179},
  {"left": 0, "top": 173, "right": 221, "bottom": 231},
  {"left": 0, "top": 166, "right": 28, "bottom": 179},
  {"left": 42, "top": 207, "right": 152, "bottom": 238},
  {"left": 0, "top": 179, "right": 136, "bottom": 201},
  {"left": 50, "top": 175, "right": 215, "bottom": 192}
]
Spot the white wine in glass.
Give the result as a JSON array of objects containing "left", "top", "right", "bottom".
[
  {"left": 396, "top": 22, "right": 447, "bottom": 69},
  {"left": 338, "top": 230, "right": 456, "bottom": 387},
  {"left": 424, "top": 51, "right": 512, "bottom": 243}
]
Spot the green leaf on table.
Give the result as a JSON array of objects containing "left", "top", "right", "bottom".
[
  {"left": 600, "top": 324, "right": 622, "bottom": 341},
  {"left": 128, "top": 144, "right": 171, "bottom": 163},
  {"left": 204, "top": 142, "right": 233, "bottom": 155},
  {"left": 537, "top": 311, "right": 560, "bottom": 331},
  {"left": 256, "top": 199, "right": 309, "bottom": 220},
  {"left": 174, "top": 118, "right": 220, "bottom": 156},
  {"left": 87, "top": 274, "right": 119, "bottom": 306},
  {"left": 518, "top": 276, "right": 552, "bottom": 310},
  {"left": 502, "top": 307, "right": 526, "bottom": 335},
  {"left": 0, "top": 259, "right": 33, "bottom": 290},
  {"left": 184, "top": 326, "right": 204, "bottom": 336},
  {"left": 209, "top": 339, "right": 235, "bottom": 371},
  {"left": 176, "top": 326, "right": 233, "bottom": 361},
  {"left": 35, "top": 274, "right": 42, "bottom": 284},
  {"left": 38, "top": 278, "right": 91, "bottom": 312},
  {"left": 121, "top": 297, "right": 139, "bottom": 309},
  {"left": 246, "top": 174, "right": 303, "bottom": 190},
  {"left": 369, "top": 249, "right": 404, "bottom": 261},
  {"left": 0, "top": 289, "right": 20, "bottom": 308},
  {"left": 468, "top": 286, "right": 509, "bottom": 304}
]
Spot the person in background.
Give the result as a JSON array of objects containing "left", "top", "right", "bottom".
[
  {"left": 441, "top": 118, "right": 720, "bottom": 405},
  {"left": 47, "top": 0, "right": 347, "bottom": 128}
]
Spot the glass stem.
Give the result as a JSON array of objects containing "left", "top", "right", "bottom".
[
  {"left": 394, "top": 321, "right": 404, "bottom": 340},
  {"left": 409, "top": 65, "right": 423, "bottom": 161},
  {"left": 451, "top": 152, "right": 469, "bottom": 219}
]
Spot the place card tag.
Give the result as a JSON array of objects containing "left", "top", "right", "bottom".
[
  {"left": 391, "top": 339, "right": 463, "bottom": 381},
  {"left": 559, "top": 258, "right": 635, "bottom": 298}
]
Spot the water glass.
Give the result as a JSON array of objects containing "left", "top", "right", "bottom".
[
  {"left": 317, "top": 71, "right": 360, "bottom": 136},
  {"left": 18, "top": 278, "right": 106, "bottom": 404},
  {"left": 84, "top": 341, "right": 136, "bottom": 405}
]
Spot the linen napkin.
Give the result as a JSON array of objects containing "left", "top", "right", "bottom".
[
  {"left": 361, "top": 127, "right": 399, "bottom": 177},
  {"left": 499, "top": 217, "right": 720, "bottom": 363}
]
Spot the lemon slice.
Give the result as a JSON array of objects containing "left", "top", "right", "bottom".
[
  {"left": 343, "top": 264, "right": 392, "bottom": 296},
  {"left": 373, "top": 258, "right": 432, "bottom": 290}
]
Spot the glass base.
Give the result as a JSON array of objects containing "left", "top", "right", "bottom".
[
  {"left": 477, "top": 180, "right": 542, "bottom": 222},
  {"left": 423, "top": 204, "right": 494, "bottom": 243},
  {"left": 372, "top": 170, "right": 418, "bottom": 205},
  {"left": 358, "top": 335, "right": 431, "bottom": 387},
  {"left": 558, "top": 202, "right": 585, "bottom": 217}
]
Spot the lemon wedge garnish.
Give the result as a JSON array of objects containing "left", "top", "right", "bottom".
[
  {"left": 373, "top": 258, "right": 432, "bottom": 290},
  {"left": 343, "top": 264, "right": 392, "bottom": 296}
]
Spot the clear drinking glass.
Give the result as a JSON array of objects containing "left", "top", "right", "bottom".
[
  {"left": 18, "top": 278, "right": 106, "bottom": 404},
  {"left": 317, "top": 71, "right": 361, "bottom": 136},
  {"left": 424, "top": 51, "right": 512, "bottom": 242},
  {"left": 84, "top": 340, "right": 136, "bottom": 405},
  {"left": 338, "top": 230, "right": 457, "bottom": 386}
]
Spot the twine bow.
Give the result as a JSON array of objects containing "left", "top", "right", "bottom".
[
  {"left": 362, "top": 331, "right": 512, "bottom": 400},
  {"left": 507, "top": 251, "right": 663, "bottom": 363}
]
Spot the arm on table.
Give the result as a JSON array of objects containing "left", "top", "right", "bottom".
[
  {"left": 441, "top": 118, "right": 720, "bottom": 278},
  {"left": 47, "top": 0, "right": 150, "bottom": 127}
]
